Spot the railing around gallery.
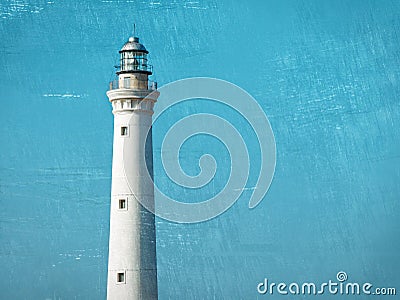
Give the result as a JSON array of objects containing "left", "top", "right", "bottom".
[{"left": 109, "top": 79, "right": 157, "bottom": 91}]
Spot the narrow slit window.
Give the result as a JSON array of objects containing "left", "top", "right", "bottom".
[
  {"left": 117, "top": 272, "right": 125, "bottom": 283},
  {"left": 121, "top": 126, "right": 128, "bottom": 136},
  {"left": 119, "top": 199, "right": 126, "bottom": 209}
]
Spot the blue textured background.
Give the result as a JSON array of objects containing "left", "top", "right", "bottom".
[{"left": 1, "top": 0, "right": 399, "bottom": 299}]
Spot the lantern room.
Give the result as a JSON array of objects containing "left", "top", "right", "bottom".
[
  {"left": 110, "top": 36, "right": 156, "bottom": 91},
  {"left": 117, "top": 37, "right": 152, "bottom": 74}
]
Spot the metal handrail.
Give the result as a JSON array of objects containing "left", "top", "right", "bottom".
[{"left": 109, "top": 79, "right": 157, "bottom": 91}]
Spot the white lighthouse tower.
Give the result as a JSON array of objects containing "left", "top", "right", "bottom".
[{"left": 106, "top": 36, "right": 159, "bottom": 300}]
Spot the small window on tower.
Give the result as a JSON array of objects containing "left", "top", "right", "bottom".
[
  {"left": 121, "top": 126, "right": 128, "bottom": 136},
  {"left": 123, "top": 77, "right": 130, "bottom": 88},
  {"left": 117, "top": 272, "right": 125, "bottom": 283},
  {"left": 119, "top": 199, "right": 126, "bottom": 210}
]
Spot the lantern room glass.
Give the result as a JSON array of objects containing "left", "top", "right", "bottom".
[{"left": 121, "top": 52, "right": 148, "bottom": 72}]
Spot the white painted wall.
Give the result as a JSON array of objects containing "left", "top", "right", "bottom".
[{"left": 106, "top": 86, "right": 159, "bottom": 300}]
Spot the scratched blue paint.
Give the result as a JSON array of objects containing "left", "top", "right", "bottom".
[{"left": 0, "top": 0, "right": 399, "bottom": 299}]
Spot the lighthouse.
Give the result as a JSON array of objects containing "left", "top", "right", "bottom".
[{"left": 106, "top": 36, "right": 159, "bottom": 299}]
